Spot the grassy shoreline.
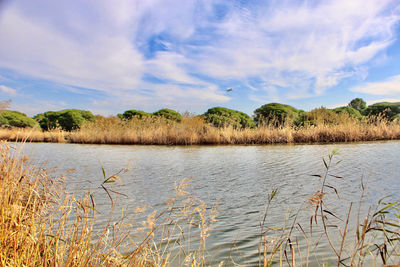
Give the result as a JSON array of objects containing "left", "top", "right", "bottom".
[
  {"left": 0, "top": 141, "right": 218, "bottom": 266},
  {"left": 1, "top": 116, "right": 400, "bottom": 145}
]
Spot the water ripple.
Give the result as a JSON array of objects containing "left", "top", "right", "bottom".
[{"left": 18, "top": 140, "right": 400, "bottom": 266}]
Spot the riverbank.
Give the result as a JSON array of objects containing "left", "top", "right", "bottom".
[{"left": 1, "top": 116, "right": 400, "bottom": 145}]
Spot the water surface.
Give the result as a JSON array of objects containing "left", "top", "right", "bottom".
[{"left": 19, "top": 141, "right": 400, "bottom": 266}]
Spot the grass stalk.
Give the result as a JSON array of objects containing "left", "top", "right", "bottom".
[{"left": 1, "top": 114, "right": 400, "bottom": 145}]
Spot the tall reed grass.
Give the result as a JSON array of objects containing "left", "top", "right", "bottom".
[
  {"left": 0, "top": 141, "right": 218, "bottom": 266},
  {"left": 256, "top": 149, "right": 400, "bottom": 266},
  {"left": 1, "top": 114, "right": 400, "bottom": 145},
  {"left": 1, "top": 140, "right": 400, "bottom": 266}
]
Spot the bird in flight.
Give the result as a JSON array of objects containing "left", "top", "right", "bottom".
[{"left": 226, "top": 88, "right": 233, "bottom": 92}]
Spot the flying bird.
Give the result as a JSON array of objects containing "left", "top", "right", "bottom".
[{"left": 226, "top": 88, "right": 233, "bottom": 92}]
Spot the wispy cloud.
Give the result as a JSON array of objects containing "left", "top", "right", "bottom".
[
  {"left": 0, "top": 5, "right": 144, "bottom": 92},
  {"left": 0, "top": 0, "right": 399, "bottom": 113},
  {"left": 187, "top": 0, "right": 399, "bottom": 96},
  {"left": 11, "top": 100, "right": 67, "bottom": 116},
  {"left": 0, "top": 84, "right": 16, "bottom": 96},
  {"left": 351, "top": 74, "right": 400, "bottom": 95}
]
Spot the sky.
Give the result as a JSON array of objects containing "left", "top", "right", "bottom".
[{"left": 1, "top": 0, "right": 400, "bottom": 116}]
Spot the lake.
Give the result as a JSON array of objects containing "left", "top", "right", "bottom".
[{"left": 17, "top": 141, "right": 400, "bottom": 266}]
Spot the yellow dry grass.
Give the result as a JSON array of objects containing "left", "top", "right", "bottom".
[
  {"left": 1, "top": 115, "right": 400, "bottom": 145},
  {"left": 1, "top": 139, "right": 400, "bottom": 266},
  {"left": 0, "top": 128, "right": 66, "bottom": 143},
  {"left": 0, "top": 140, "right": 130, "bottom": 266},
  {"left": 0, "top": 141, "right": 218, "bottom": 266}
]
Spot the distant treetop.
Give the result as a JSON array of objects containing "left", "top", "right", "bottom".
[
  {"left": 363, "top": 102, "right": 400, "bottom": 120},
  {"left": 0, "top": 110, "right": 38, "bottom": 128},
  {"left": 121, "top": 110, "right": 151, "bottom": 120},
  {"left": 34, "top": 109, "right": 94, "bottom": 131},
  {"left": 203, "top": 107, "right": 255, "bottom": 128},
  {"left": 153, "top": 109, "right": 182, "bottom": 122},
  {"left": 254, "top": 103, "right": 299, "bottom": 126},
  {"left": 348, "top": 98, "right": 366, "bottom": 112}
]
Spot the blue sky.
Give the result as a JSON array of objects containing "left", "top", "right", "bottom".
[{"left": 1, "top": 0, "right": 400, "bottom": 116}]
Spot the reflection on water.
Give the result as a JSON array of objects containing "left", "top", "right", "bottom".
[{"left": 18, "top": 141, "right": 400, "bottom": 266}]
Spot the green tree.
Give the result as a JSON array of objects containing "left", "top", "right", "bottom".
[
  {"left": 153, "top": 109, "right": 182, "bottom": 122},
  {"left": 0, "top": 110, "right": 38, "bottom": 128},
  {"left": 121, "top": 110, "right": 151, "bottom": 120},
  {"left": 348, "top": 98, "right": 366, "bottom": 112},
  {"left": 254, "top": 103, "right": 299, "bottom": 126},
  {"left": 363, "top": 102, "right": 400, "bottom": 120},
  {"left": 299, "top": 107, "right": 343, "bottom": 126},
  {"left": 332, "top": 106, "right": 362, "bottom": 119},
  {"left": 34, "top": 109, "right": 95, "bottom": 131},
  {"left": 57, "top": 110, "right": 86, "bottom": 131},
  {"left": 34, "top": 111, "right": 59, "bottom": 130},
  {"left": 203, "top": 107, "right": 255, "bottom": 128}
]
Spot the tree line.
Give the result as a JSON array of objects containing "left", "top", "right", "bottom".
[{"left": 1, "top": 98, "right": 400, "bottom": 131}]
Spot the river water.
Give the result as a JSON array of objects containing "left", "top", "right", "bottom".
[{"left": 18, "top": 141, "right": 400, "bottom": 266}]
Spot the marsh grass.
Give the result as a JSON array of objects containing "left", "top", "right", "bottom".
[
  {"left": 256, "top": 149, "right": 400, "bottom": 267},
  {"left": 2, "top": 139, "right": 400, "bottom": 266},
  {"left": 1, "top": 114, "right": 400, "bottom": 145},
  {"left": 0, "top": 141, "right": 219, "bottom": 266}
]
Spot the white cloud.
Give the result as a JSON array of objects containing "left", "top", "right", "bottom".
[
  {"left": 0, "top": 7, "right": 144, "bottom": 92},
  {"left": 0, "top": 0, "right": 399, "bottom": 113},
  {"left": 188, "top": 0, "right": 399, "bottom": 96},
  {"left": 87, "top": 80, "right": 230, "bottom": 115},
  {"left": 144, "top": 52, "right": 204, "bottom": 85},
  {"left": 121, "top": 83, "right": 229, "bottom": 112},
  {"left": 351, "top": 75, "right": 400, "bottom": 95},
  {"left": 367, "top": 98, "right": 400, "bottom": 105},
  {"left": 11, "top": 100, "right": 67, "bottom": 116},
  {"left": 0, "top": 84, "right": 16, "bottom": 96},
  {"left": 0, "top": 1, "right": 231, "bottom": 110}
]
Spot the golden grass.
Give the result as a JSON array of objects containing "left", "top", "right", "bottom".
[
  {"left": 1, "top": 140, "right": 400, "bottom": 266},
  {"left": 0, "top": 128, "right": 66, "bottom": 143},
  {"left": 0, "top": 141, "right": 218, "bottom": 266},
  {"left": 1, "top": 115, "right": 400, "bottom": 145},
  {"left": 0, "top": 140, "right": 131, "bottom": 266}
]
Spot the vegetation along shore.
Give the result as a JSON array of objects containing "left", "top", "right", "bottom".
[
  {"left": 2, "top": 141, "right": 400, "bottom": 266},
  {"left": 1, "top": 98, "right": 400, "bottom": 145}
]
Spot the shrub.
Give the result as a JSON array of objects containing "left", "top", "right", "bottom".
[
  {"left": 332, "top": 106, "right": 362, "bottom": 119},
  {"left": 254, "top": 103, "right": 299, "bottom": 126},
  {"left": 363, "top": 102, "right": 400, "bottom": 120},
  {"left": 153, "top": 109, "right": 182, "bottom": 122},
  {"left": 0, "top": 110, "right": 38, "bottom": 128},
  {"left": 34, "top": 109, "right": 95, "bottom": 131},
  {"left": 121, "top": 110, "right": 151, "bottom": 120},
  {"left": 57, "top": 110, "right": 87, "bottom": 131},
  {"left": 299, "top": 107, "right": 343, "bottom": 126},
  {"left": 348, "top": 98, "right": 366, "bottom": 112},
  {"left": 203, "top": 107, "right": 255, "bottom": 128},
  {"left": 34, "top": 111, "right": 59, "bottom": 130}
]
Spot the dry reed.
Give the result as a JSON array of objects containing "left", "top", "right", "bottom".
[
  {"left": 1, "top": 114, "right": 400, "bottom": 145},
  {"left": 1, "top": 139, "right": 400, "bottom": 266},
  {"left": 0, "top": 141, "right": 218, "bottom": 266},
  {"left": 257, "top": 149, "right": 400, "bottom": 266}
]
